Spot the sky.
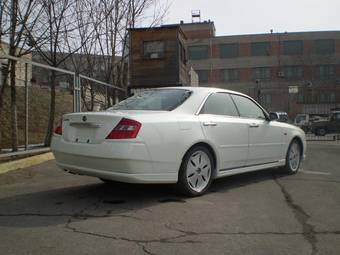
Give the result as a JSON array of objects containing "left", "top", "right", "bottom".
[{"left": 158, "top": 0, "right": 340, "bottom": 36}]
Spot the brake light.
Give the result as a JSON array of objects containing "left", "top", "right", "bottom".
[
  {"left": 54, "top": 120, "right": 63, "bottom": 135},
  {"left": 106, "top": 118, "right": 141, "bottom": 139}
]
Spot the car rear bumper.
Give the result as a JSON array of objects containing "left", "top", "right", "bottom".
[{"left": 51, "top": 136, "right": 178, "bottom": 184}]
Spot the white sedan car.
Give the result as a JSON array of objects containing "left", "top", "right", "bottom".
[{"left": 52, "top": 87, "right": 306, "bottom": 196}]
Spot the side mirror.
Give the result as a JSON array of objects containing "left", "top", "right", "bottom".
[{"left": 269, "top": 112, "right": 279, "bottom": 121}]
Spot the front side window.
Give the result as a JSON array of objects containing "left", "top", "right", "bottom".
[
  {"left": 201, "top": 93, "right": 239, "bottom": 116},
  {"left": 231, "top": 94, "right": 266, "bottom": 119},
  {"left": 188, "top": 45, "right": 209, "bottom": 60},
  {"left": 143, "top": 41, "right": 165, "bottom": 59},
  {"left": 109, "top": 89, "right": 191, "bottom": 111}
]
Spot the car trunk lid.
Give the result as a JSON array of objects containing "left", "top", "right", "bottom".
[{"left": 62, "top": 112, "right": 124, "bottom": 144}]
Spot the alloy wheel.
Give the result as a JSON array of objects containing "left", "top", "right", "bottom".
[
  {"left": 186, "top": 150, "right": 212, "bottom": 193},
  {"left": 289, "top": 142, "right": 301, "bottom": 172}
]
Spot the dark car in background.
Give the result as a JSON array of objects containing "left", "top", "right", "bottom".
[{"left": 311, "top": 109, "right": 340, "bottom": 136}]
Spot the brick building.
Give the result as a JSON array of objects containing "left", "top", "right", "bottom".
[
  {"left": 129, "top": 21, "right": 340, "bottom": 116},
  {"left": 183, "top": 21, "right": 340, "bottom": 116},
  {"left": 128, "top": 25, "right": 190, "bottom": 90}
]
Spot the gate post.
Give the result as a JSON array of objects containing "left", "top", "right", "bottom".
[
  {"left": 73, "top": 73, "right": 81, "bottom": 112},
  {"left": 24, "top": 63, "right": 29, "bottom": 150}
]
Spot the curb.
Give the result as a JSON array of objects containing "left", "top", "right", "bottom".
[{"left": 0, "top": 152, "right": 55, "bottom": 174}]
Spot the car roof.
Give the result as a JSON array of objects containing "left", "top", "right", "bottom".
[{"left": 157, "top": 86, "right": 249, "bottom": 97}]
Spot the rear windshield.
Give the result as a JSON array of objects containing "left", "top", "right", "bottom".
[{"left": 108, "top": 89, "right": 192, "bottom": 111}]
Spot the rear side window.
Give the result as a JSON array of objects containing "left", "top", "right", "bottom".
[
  {"left": 231, "top": 94, "right": 266, "bottom": 119},
  {"left": 200, "top": 93, "right": 239, "bottom": 116},
  {"left": 109, "top": 89, "right": 192, "bottom": 111}
]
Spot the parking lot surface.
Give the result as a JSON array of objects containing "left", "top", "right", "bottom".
[{"left": 0, "top": 143, "right": 339, "bottom": 255}]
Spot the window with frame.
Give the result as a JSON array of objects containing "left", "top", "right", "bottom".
[
  {"left": 221, "top": 69, "right": 239, "bottom": 82},
  {"left": 260, "top": 94, "right": 272, "bottom": 106},
  {"left": 231, "top": 94, "right": 266, "bottom": 119},
  {"left": 330, "top": 92, "right": 336, "bottom": 103},
  {"left": 220, "top": 43, "right": 239, "bottom": 58},
  {"left": 320, "top": 92, "right": 336, "bottom": 103},
  {"left": 196, "top": 70, "right": 209, "bottom": 84},
  {"left": 252, "top": 67, "right": 271, "bottom": 81},
  {"left": 314, "top": 39, "right": 335, "bottom": 55},
  {"left": 251, "top": 42, "right": 271, "bottom": 56},
  {"left": 188, "top": 45, "right": 209, "bottom": 60},
  {"left": 283, "top": 66, "right": 303, "bottom": 80},
  {"left": 317, "top": 65, "right": 335, "bottom": 80},
  {"left": 143, "top": 41, "right": 165, "bottom": 59},
  {"left": 200, "top": 93, "right": 239, "bottom": 116},
  {"left": 297, "top": 93, "right": 304, "bottom": 103},
  {"left": 283, "top": 40, "right": 303, "bottom": 55}
]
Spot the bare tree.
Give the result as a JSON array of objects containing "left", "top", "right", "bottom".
[
  {"left": 91, "top": 0, "right": 169, "bottom": 105},
  {"left": 0, "top": 0, "right": 43, "bottom": 151},
  {"left": 28, "top": 0, "right": 79, "bottom": 146}
]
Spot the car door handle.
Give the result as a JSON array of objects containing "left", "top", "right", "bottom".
[
  {"left": 203, "top": 122, "right": 217, "bottom": 126},
  {"left": 249, "top": 123, "right": 259, "bottom": 128}
]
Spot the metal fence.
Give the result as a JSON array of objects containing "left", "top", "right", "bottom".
[
  {"left": 0, "top": 54, "right": 125, "bottom": 152},
  {"left": 294, "top": 106, "right": 340, "bottom": 142}
]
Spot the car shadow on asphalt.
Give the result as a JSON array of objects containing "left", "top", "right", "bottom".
[{"left": 0, "top": 168, "right": 286, "bottom": 229}]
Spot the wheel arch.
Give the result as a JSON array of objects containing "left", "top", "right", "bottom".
[
  {"left": 291, "top": 136, "right": 304, "bottom": 159},
  {"left": 181, "top": 141, "right": 219, "bottom": 178}
]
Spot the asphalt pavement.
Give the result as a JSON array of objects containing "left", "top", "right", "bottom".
[{"left": 0, "top": 143, "right": 339, "bottom": 255}]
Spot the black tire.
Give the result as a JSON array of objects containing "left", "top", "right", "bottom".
[
  {"left": 282, "top": 140, "right": 302, "bottom": 174},
  {"left": 177, "top": 146, "right": 214, "bottom": 197}
]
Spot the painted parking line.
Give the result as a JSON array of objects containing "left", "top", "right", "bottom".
[{"left": 300, "top": 170, "right": 331, "bottom": 175}]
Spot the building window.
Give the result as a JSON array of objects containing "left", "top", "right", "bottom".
[
  {"left": 320, "top": 92, "right": 336, "bottom": 103},
  {"left": 220, "top": 43, "right": 239, "bottom": 58},
  {"left": 188, "top": 45, "right": 209, "bottom": 60},
  {"left": 297, "top": 93, "right": 304, "bottom": 103},
  {"left": 196, "top": 70, "right": 209, "bottom": 84},
  {"left": 283, "top": 40, "right": 303, "bottom": 55},
  {"left": 143, "top": 41, "right": 165, "bottom": 59},
  {"left": 221, "top": 69, "right": 239, "bottom": 82},
  {"left": 251, "top": 42, "right": 271, "bottom": 56},
  {"left": 252, "top": 67, "right": 271, "bottom": 81},
  {"left": 314, "top": 39, "right": 335, "bottom": 55},
  {"left": 317, "top": 65, "right": 335, "bottom": 80},
  {"left": 260, "top": 94, "right": 272, "bottom": 106},
  {"left": 330, "top": 92, "right": 336, "bottom": 103},
  {"left": 283, "top": 66, "right": 303, "bottom": 80}
]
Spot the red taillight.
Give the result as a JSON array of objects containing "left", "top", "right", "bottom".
[
  {"left": 106, "top": 118, "right": 141, "bottom": 139},
  {"left": 54, "top": 120, "right": 63, "bottom": 135}
]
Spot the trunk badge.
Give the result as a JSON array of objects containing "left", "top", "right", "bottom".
[{"left": 82, "top": 116, "right": 87, "bottom": 122}]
